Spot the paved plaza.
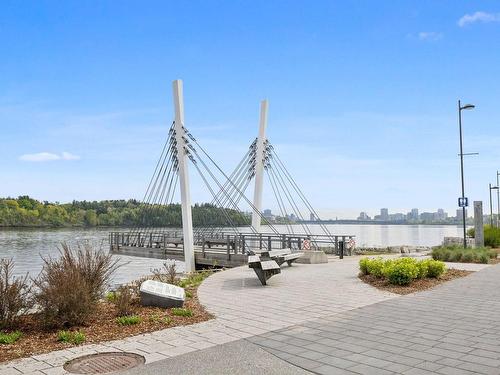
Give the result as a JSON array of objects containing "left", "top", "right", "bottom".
[{"left": 1, "top": 256, "right": 499, "bottom": 374}]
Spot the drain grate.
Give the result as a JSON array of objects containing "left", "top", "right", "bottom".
[{"left": 64, "top": 352, "right": 145, "bottom": 374}]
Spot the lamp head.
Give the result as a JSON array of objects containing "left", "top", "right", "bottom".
[{"left": 461, "top": 104, "right": 475, "bottom": 110}]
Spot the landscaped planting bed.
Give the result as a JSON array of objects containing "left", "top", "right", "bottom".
[
  {"left": 358, "top": 257, "right": 472, "bottom": 294},
  {"left": 0, "top": 244, "right": 214, "bottom": 363},
  {"left": 431, "top": 245, "right": 499, "bottom": 264}
]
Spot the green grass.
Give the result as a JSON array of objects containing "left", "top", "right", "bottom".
[
  {"left": 177, "top": 270, "right": 213, "bottom": 288},
  {"left": 171, "top": 308, "right": 193, "bottom": 317},
  {"left": 57, "top": 330, "right": 85, "bottom": 345},
  {"left": 116, "top": 315, "right": 141, "bottom": 326},
  {"left": 431, "top": 245, "right": 497, "bottom": 264},
  {"left": 185, "top": 290, "right": 193, "bottom": 298},
  {"left": 0, "top": 331, "right": 22, "bottom": 345}
]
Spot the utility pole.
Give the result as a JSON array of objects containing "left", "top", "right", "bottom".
[
  {"left": 173, "top": 79, "right": 195, "bottom": 273},
  {"left": 251, "top": 100, "right": 268, "bottom": 233}
]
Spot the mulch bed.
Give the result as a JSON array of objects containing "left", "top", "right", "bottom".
[
  {"left": 359, "top": 268, "right": 473, "bottom": 295},
  {"left": 0, "top": 286, "right": 213, "bottom": 363}
]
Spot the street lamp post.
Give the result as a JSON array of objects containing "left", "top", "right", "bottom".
[
  {"left": 458, "top": 100, "right": 475, "bottom": 248},
  {"left": 497, "top": 171, "right": 500, "bottom": 227},
  {"left": 489, "top": 184, "right": 499, "bottom": 227}
]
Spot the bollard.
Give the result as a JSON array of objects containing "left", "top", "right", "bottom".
[{"left": 339, "top": 241, "right": 344, "bottom": 259}]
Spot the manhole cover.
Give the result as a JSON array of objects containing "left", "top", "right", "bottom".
[{"left": 64, "top": 352, "right": 145, "bottom": 374}]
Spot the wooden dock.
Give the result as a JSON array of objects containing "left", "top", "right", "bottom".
[{"left": 109, "top": 231, "right": 355, "bottom": 269}]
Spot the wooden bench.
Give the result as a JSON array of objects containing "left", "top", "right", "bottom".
[{"left": 248, "top": 255, "right": 281, "bottom": 285}]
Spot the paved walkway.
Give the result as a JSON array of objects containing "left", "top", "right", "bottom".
[
  {"left": 0, "top": 256, "right": 394, "bottom": 375},
  {"left": 2, "top": 257, "right": 497, "bottom": 375},
  {"left": 249, "top": 263, "right": 500, "bottom": 374}
]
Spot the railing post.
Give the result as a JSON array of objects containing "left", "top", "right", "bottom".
[
  {"left": 241, "top": 235, "right": 246, "bottom": 254},
  {"left": 226, "top": 235, "right": 231, "bottom": 261},
  {"left": 282, "top": 234, "right": 286, "bottom": 249},
  {"left": 298, "top": 237, "right": 302, "bottom": 250},
  {"left": 268, "top": 236, "right": 272, "bottom": 250},
  {"left": 259, "top": 234, "right": 263, "bottom": 250},
  {"left": 202, "top": 236, "right": 206, "bottom": 258},
  {"left": 163, "top": 233, "right": 167, "bottom": 249},
  {"left": 137, "top": 233, "right": 141, "bottom": 247},
  {"left": 334, "top": 236, "right": 338, "bottom": 255}
]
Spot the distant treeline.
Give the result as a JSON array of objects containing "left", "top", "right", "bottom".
[{"left": 0, "top": 196, "right": 251, "bottom": 228}]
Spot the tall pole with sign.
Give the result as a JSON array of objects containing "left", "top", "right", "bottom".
[{"left": 458, "top": 100, "right": 475, "bottom": 248}]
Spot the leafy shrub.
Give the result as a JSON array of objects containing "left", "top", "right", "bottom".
[
  {"left": 432, "top": 245, "right": 496, "bottom": 264},
  {"left": 112, "top": 286, "right": 136, "bottom": 317},
  {"left": 116, "top": 315, "right": 141, "bottom": 325},
  {"left": 383, "top": 259, "right": 419, "bottom": 285},
  {"left": 0, "top": 331, "right": 22, "bottom": 344},
  {"left": 484, "top": 225, "right": 500, "bottom": 248},
  {"left": 33, "top": 243, "right": 120, "bottom": 327},
  {"left": 416, "top": 261, "right": 428, "bottom": 279},
  {"left": 359, "top": 258, "right": 370, "bottom": 275},
  {"left": 423, "top": 260, "right": 446, "bottom": 278},
  {"left": 106, "top": 291, "right": 116, "bottom": 302},
  {"left": 171, "top": 308, "right": 193, "bottom": 317},
  {"left": 366, "top": 258, "right": 385, "bottom": 277},
  {"left": 0, "top": 259, "right": 31, "bottom": 328},
  {"left": 57, "top": 330, "right": 85, "bottom": 345}
]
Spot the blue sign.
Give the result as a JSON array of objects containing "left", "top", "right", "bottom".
[{"left": 458, "top": 197, "right": 468, "bottom": 208}]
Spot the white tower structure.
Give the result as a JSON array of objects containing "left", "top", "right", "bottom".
[
  {"left": 172, "top": 80, "right": 195, "bottom": 273},
  {"left": 251, "top": 99, "right": 269, "bottom": 233}
]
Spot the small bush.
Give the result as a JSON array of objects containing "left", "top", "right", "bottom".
[
  {"left": 0, "top": 331, "right": 22, "bottom": 345},
  {"left": 432, "top": 245, "right": 496, "bottom": 264},
  {"left": 116, "top": 315, "right": 141, "bottom": 325},
  {"left": 112, "top": 286, "right": 136, "bottom": 317},
  {"left": 384, "top": 259, "right": 419, "bottom": 285},
  {"left": 363, "top": 258, "right": 386, "bottom": 278},
  {"left": 484, "top": 225, "right": 500, "bottom": 247},
  {"left": 171, "top": 308, "right": 193, "bottom": 317},
  {"left": 151, "top": 262, "right": 178, "bottom": 284},
  {"left": 185, "top": 291, "right": 193, "bottom": 298},
  {"left": 359, "top": 258, "right": 370, "bottom": 275},
  {"left": 57, "top": 330, "right": 85, "bottom": 345},
  {"left": 33, "top": 243, "right": 120, "bottom": 328},
  {"left": 0, "top": 259, "right": 31, "bottom": 328},
  {"left": 416, "top": 261, "right": 428, "bottom": 279},
  {"left": 106, "top": 291, "right": 116, "bottom": 302},
  {"left": 423, "top": 260, "right": 446, "bottom": 278}
]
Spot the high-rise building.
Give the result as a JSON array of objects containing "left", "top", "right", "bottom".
[
  {"left": 263, "top": 209, "right": 272, "bottom": 218},
  {"left": 410, "top": 208, "right": 419, "bottom": 221},
  {"left": 380, "top": 208, "right": 389, "bottom": 221},
  {"left": 357, "top": 212, "right": 371, "bottom": 221},
  {"left": 456, "top": 209, "right": 467, "bottom": 220}
]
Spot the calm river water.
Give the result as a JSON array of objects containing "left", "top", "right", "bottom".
[{"left": 0, "top": 224, "right": 463, "bottom": 285}]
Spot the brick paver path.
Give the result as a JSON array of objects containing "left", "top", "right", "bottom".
[
  {"left": 248, "top": 264, "right": 500, "bottom": 375},
  {"left": 0, "top": 257, "right": 394, "bottom": 375}
]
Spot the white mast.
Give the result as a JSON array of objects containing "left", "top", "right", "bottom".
[
  {"left": 172, "top": 79, "right": 195, "bottom": 273},
  {"left": 251, "top": 99, "right": 269, "bottom": 233}
]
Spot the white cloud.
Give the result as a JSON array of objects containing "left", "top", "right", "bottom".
[
  {"left": 418, "top": 32, "right": 443, "bottom": 41},
  {"left": 458, "top": 11, "right": 500, "bottom": 27},
  {"left": 19, "top": 152, "right": 81, "bottom": 162},
  {"left": 61, "top": 151, "right": 80, "bottom": 160}
]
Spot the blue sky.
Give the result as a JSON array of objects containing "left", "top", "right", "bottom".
[{"left": 1, "top": 1, "right": 500, "bottom": 219}]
